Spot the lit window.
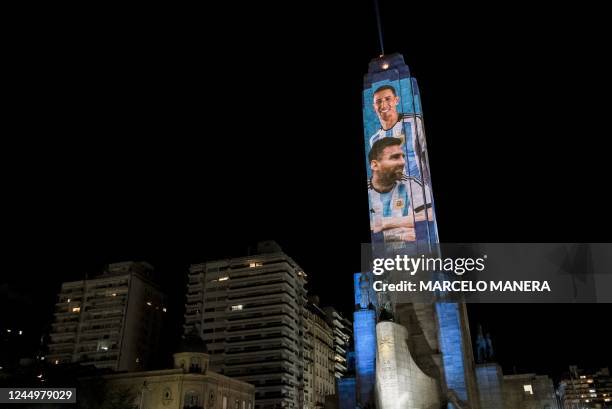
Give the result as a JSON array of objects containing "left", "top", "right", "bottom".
[
  {"left": 231, "top": 305, "right": 243, "bottom": 311},
  {"left": 219, "top": 276, "right": 229, "bottom": 281},
  {"left": 249, "top": 262, "right": 262, "bottom": 268},
  {"left": 523, "top": 385, "right": 533, "bottom": 395},
  {"left": 97, "top": 340, "right": 111, "bottom": 352},
  {"left": 146, "top": 301, "right": 152, "bottom": 306},
  {"left": 605, "top": 398, "right": 611, "bottom": 402},
  {"left": 72, "top": 307, "right": 80, "bottom": 313},
  {"left": 111, "top": 293, "right": 117, "bottom": 297},
  {"left": 587, "top": 379, "right": 593, "bottom": 383},
  {"left": 18, "top": 330, "right": 23, "bottom": 335},
  {"left": 67, "top": 298, "right": 71, "bottom": 303},
  {"left": 580, "top": 376, "right": 586, "bottom": 379},
  {"left": 54, "top": 360, "right": 59, "bottom": 365},
  {"left": 589, "top": 390, "right": 596, "bottom": 393},
  {"left": 6, "top": 329, "right": 11, "bottom": 333},
  {"left": 163, "top": 307, "right": 167, "bottom": 312}
]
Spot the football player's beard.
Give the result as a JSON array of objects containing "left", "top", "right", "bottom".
[
  {"left": 382, "top": 168, "right": 404, "bottom": 184},
  {"left": 393, "top": 168, "right": 404, "bottom": 180}
]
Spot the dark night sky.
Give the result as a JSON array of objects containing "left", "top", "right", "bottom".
[{"left": 2, "top": 2, "right": 611, "bottom": 382}]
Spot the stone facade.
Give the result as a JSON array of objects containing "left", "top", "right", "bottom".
[
  {"left": 303, "top": 302, "right": 336, "bottom": 409},
  {"left": 503, "top": 373, "right": 559, "bottom": 409},
  {"left": 476, "top": 363, "right": 504, "bottom": 409},
  {"left": 104, "top": 351, "right": 255, "bottom": 409},
  {"left": 375, "top": 321, "right": 440, "bottom": 409}
]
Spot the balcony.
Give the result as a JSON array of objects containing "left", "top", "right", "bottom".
[
  {"left": 185, "top": 302, "right": 202, "bottom": 310},
  {"left": 83, "top": 298, "right": 125, "bottom": 309},
  {"left": 188, "top": 281, "right": 203, "bottom": 289},
  {"left": 86, "top": 313, "right": 124, "bottom": 321},
  {"left": 186, "top": 293, "right": 201, "bottom": 302},
  {"left": 48, "top": 339, "right": 75, "bottom": 347},
  {"left": 80, "top": 327, "right": 120, "bottom": 336},
  {"left": 188, "top": 276, "right": 201, "bottom": 285},
  {"left": 53, "top": 317, "right": 80, "bottom": 325}
]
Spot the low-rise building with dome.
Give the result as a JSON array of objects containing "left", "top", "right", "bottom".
[{"left": 103, "top": 330, "right": 255, "bottom": 409}]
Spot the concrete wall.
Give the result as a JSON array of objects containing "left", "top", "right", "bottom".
[
  {"left": 503, "top": 374, "right": 559, "bottom": 409},
  {"left": 376, "top": 321, "right": 440, "bottom": 409},
  {"left": 476, "top": 363, "right": 505, "bottom": 409}
]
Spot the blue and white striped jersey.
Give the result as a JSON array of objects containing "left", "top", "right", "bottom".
[
  {"left": 368, "top": 177, "right": 411, "bottom": 218},
  {"left": 368, "top": 176, "right": 413, "bottom": 243},
  {"left": 369, "top": 114, "right": 425, "bottom": 182}
]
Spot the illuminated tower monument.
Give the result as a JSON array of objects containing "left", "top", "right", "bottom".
[{"left": 359, "top": 53, "right": 479, "bottom": 409}]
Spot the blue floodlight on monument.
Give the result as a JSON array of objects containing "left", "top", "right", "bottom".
[{"left": 359, "top": 53, "right": 479, "bottom": 409}]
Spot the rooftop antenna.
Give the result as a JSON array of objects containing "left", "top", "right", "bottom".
[{"left": 373, "top": 0, "right": 385, "bottom": 56}]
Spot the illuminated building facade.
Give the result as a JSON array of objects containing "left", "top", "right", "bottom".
[
  {"left": 46, "top": 261, "right": 167, "bottom": 372},
  {"left": 559, "top": 366, "right": 612, "bottom": 409},
  {"left": 322, "top": 307, "right": 353, "bottom": 380},
  {"left": 102, "top": 334, "right": 255, "bottom": 409},
  {"left": 185, "top": 241, "right": 335, "bottom": 409},
  {"left": 304, "top": 301, "right": 335, "bottom": 409}
]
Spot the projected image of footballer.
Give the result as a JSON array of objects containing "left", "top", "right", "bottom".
[
  {"left": 369, "top": 84, "right": 434, "bottom": 228},
  {"left": 368, "top": 137, "right": 420, "bottom": 243}
]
